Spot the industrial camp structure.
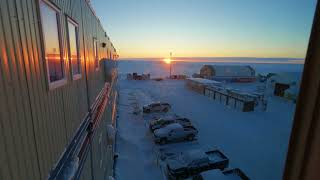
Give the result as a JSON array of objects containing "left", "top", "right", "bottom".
[
  {"left": 267, "top": 72, "right": 302, "bottom": 102},
  {"left": 200, "top": 65, "right": 256, "bottom": 82},
  {"left": 186, "top": 78, "right": 256, "bottom": 112},
  {"left": 0, "top": 0, "right": 118, "bottom": 179},
  {"left": 186, "top": 78, "right": 222, "bottom": 94}
]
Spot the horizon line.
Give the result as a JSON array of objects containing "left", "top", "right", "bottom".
[
  {"left": 119, "top": 56, "right": 305, "bottom": 60},
  {"left": 118, "top": 56, "right": 305, "bottom": 64}
]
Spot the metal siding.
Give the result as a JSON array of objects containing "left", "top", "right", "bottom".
[
  {"left": 0, "top": 0, "right": 41, "bottom": 179},
  {"left": 0, "top": 0, "right": 118, "bottom": 179},
  {"left": 17, "top": 0, "right": 54, "bottom": 176},
  {"left": 10, "top": 0, "right": 42, "bottom": 178},
  {"left": 29, "top": 1, "right": 54, "bottom": 175},
  {"left": 0, "top": 51, "right": 13, "bottom": 180},
  {"left": 0, "top": 4, "right": 18, "bottom": 179}
]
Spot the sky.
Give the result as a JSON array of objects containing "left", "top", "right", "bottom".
[{"left": 91, "top": 0, "right": 317, "bottom": 59}]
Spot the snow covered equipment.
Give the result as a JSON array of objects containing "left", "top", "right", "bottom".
[
  {"left": 149, "top": 116, "right": 193, "bottom": 132},
  {"left": 159, "top": 149, "right": 229, "bottom": 179},
  {"left": 223, "top": 168, "right": 250, "bottom": 180},
  {"left": 153, "top": 123, "right": 198, "bottom": 145},
  {"left": 143, "top": 102, "right": 171, "bottom": 113}
]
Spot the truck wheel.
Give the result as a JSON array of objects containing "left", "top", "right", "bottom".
[
  {"left": 163, "top": 107, "right": 169, "bottom": 112},
  {"left": 145, "top": 109, "right": 150, "bottom": 113}
]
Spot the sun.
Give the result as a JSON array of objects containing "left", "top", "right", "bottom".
[{"left": 164, "top": 58, "right": 171, "bottom": 64}]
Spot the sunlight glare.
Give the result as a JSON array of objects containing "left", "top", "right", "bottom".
[{"left": 164, "top": 58, "right": 171, "bottom": 64}]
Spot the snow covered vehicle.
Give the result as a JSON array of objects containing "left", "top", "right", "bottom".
[
  {"left": 158, "top": 149, "right": 229, "bottom": 180},
  {"left": 199, "top": 168, "right": 249, "bottom": 180},
  {"left": 149, "top": 116, "right": 192, "bottom": 132},
  {"left": 222, "top": 168, "right": 250, "bottom": 180},
  {"left": 153, "top": 123, "right": 198, "bottom": 144},
  {"left": 143, "top": 102, "right": 171, "bottom": 113}
]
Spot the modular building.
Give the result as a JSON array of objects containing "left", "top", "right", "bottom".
[
  {"left": 200, "top": 65, "right": 256, "bottom": 82},
  {"left": 186, "top": 78, "right": 222, "bottom": 94},
  {"left": 267, "top": 72, "right": 302, "bottom": 102},
  {"left": 0, "top": 0, "right": 118, "bottom": 179}
]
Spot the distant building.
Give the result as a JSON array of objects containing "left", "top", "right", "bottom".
[
  {"left": 267, "top": 72, "right": 302, "bottom": 102},
  {"left": 200, "top": 65, "right": 256, "bottom": 82},
  {"left": 127, "top": 73, "right": 150, "bottom": 80}
]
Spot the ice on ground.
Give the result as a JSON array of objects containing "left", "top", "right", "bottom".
[{"left": 115, "top": 78, "right": 295, "bottom": 180}]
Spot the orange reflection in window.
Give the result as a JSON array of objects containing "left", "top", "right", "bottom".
[{"left": 40, "top": 1, "right": 64, "bottom": 82}]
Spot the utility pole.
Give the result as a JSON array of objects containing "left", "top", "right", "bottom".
[{"left": 169, "top": 52, "right": 172, "bottom": 78}]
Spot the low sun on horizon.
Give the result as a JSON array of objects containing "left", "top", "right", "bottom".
[{"left": 163, "top": 58, "right": 172, "bottom": 64}]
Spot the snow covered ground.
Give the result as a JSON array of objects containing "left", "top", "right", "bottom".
[
  {"left": 114, "top": 60, "right": 301, "bottom": 180},
  {"left": 115, "top": 61, "right": 303, "bottom": 180},
  {"left": 114, "top": 87, "right": 164, "bottom": 180}
]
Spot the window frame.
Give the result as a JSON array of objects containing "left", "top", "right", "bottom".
[
  {"left": 38, "top": 0, "right": 67, "bottom": 90},
  {"left": 93, "top": 38, "right": 99, "bottom": 71},
  {"left": 66, "top": 16, "right": 81, "bottom": 80}
]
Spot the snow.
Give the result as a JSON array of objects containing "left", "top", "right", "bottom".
[
  {"left": 59, "top": 157, "right": 79, "bottom": 180},
  {"left": 201, "top": 170, "right": 228, "bottom": 179},
  {"left": 115, "top": 60, "right": 301, "bottom": 180},
  {"left": 154, "top": 123, "right": 183, "bottom": 135},
  {"left": 114, "top": 88, "right": 164, "bottom": 180},
  {"left": 269, "top": 72, "right": 302, "bottom": 84},
  {"left": 107, "top": 125, "right": 116, "bottom": 142},
  {"left": 181, "top": 149, "right": 208, "bottom": 164},
  {"left": 187, "top": 78, "right": 222, "bottom": 85}
]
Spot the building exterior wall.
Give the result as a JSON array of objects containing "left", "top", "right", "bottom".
[
  {"left": 0, "top": 0, "right": 118, "bottom": 179},
  {"left": 266, "top": 72, "right": 301, "bottom": 100},
  {"left": 200, "top": 65, "right": 255, "bottom": 78}
]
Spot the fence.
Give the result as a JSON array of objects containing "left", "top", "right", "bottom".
[{"left": 204, "top": 87, "right": 255, "bottom": 112}]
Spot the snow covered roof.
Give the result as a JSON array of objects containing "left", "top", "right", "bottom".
[
  {"left": 187, "top": 78, "right": 222, "bottom": 85},
  {"left": 155, "top": 123, "right": 183, "bottom": 134},
  {"left": 200, "top": 65, "right": 255, "bottom": 77},
  {"left": 166, "top": 149, "right": 209, "bottom": 169},
  {"left": 184, "top": 149, "right": 208, "bottom": 163},
  {"left": 164, "top": 123, "right": 183, "bottom": 130},
  {"left": 285, "top": 86, "right": 299, "bottom": 95},
  {"left": 201, "top": 170, "right": 227, "bottom": 179}
]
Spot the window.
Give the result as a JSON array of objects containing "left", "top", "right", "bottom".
[
  {"left": 39, "top": 0, "right": 65, "bottom": 85},
  {"left": 67, "top": 18, "right": 81, "bottom": 79},
  {"left": 93, "top": 38, "right": 99, "bottom": 70}
]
